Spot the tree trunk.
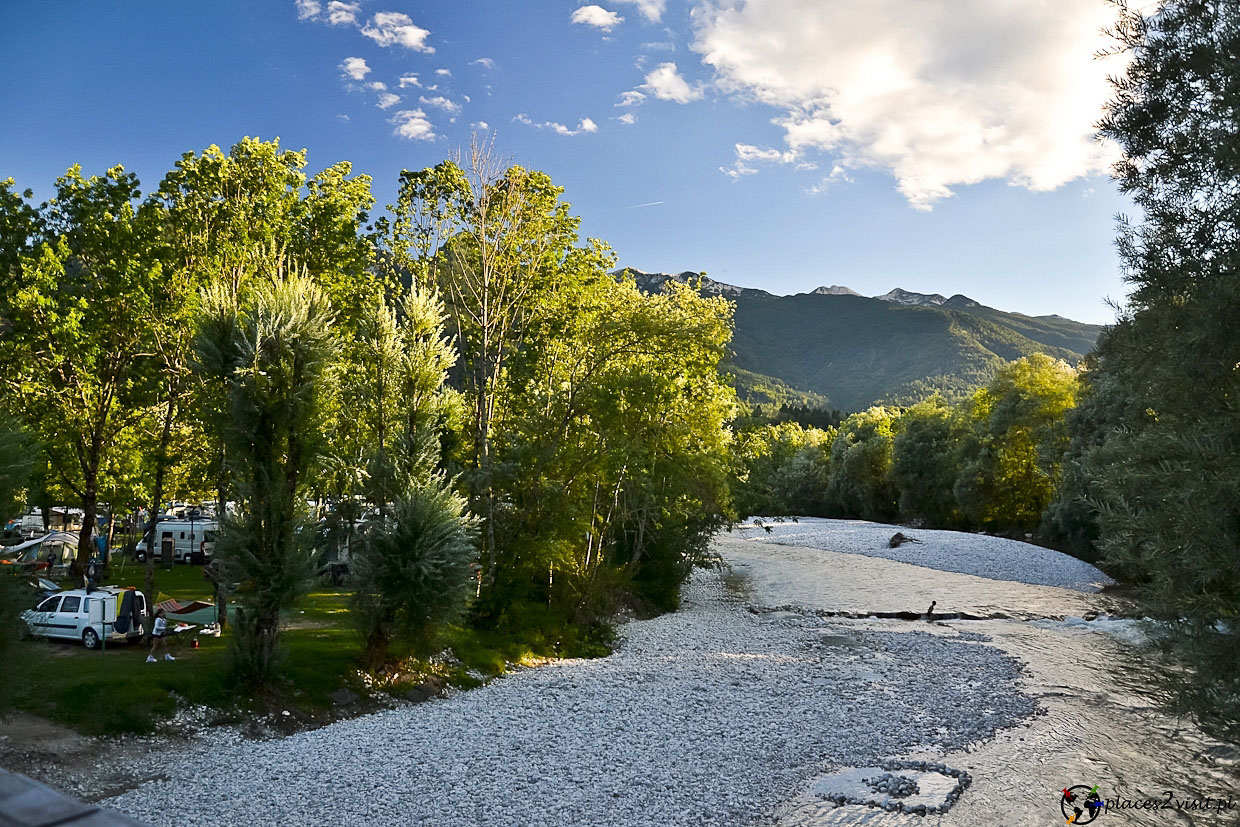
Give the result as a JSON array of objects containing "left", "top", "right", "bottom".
[
  {"left": 75, "top": 470, "right": 98, "bottom": 581},
  {"left": 478, "top": 362, "right": 498, "bottom": 584},
  {"left": 144, "top": 392, "right": 175, "bottom": 626},
  {"left": 216, "top": 445, "right": 227, "bottom": 631},
  {"left": 376, "top": 358, "right": 387, "bottom": 522},
  {"left": 105, "top": 502, "right": 116, "bottom": 558}
]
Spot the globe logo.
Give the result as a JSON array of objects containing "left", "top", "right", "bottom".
[{"left": 1060, "top": 784, "right": 1106, "bottom": 824}]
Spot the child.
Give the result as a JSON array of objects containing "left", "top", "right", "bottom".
[{"left": 147, "top": 608, "right": 175, "bottom": 662}]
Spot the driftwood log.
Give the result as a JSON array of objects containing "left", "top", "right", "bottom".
[{"left": 888, "top": 531, "right": 923, "bottom": 548}]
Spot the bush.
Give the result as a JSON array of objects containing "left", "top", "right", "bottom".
[{"left": 350, "top": 476, "right": 477, "bottom": 668}]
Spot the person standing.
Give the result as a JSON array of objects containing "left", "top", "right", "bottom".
[{"left": 147, "top": 608, "right": 174, "bottom": 662}]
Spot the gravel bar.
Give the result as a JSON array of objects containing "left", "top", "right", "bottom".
[
  {"left": 106, "top": 573, "right": 1034, "bottom": 826},
  {"left": 737, "top": 518, "right": 1114, "bottom": 592}
]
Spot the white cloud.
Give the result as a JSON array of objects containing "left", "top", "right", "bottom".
[
  {"left": 641, "top": 40, "right": 676, "bottom": 51},
  {"left": 435, "top": 68, "right": 452, "bottom": 77},
  {"left": 691, "top": 0, "right": 1122, "bottom": 209},
  {"left": 720, "top": 162, "right": 757, "bottom": 180},
  {"left": 472, "top": 120, "right": 490, "bottom": 130},
  {"left": 362, "top": 11, "right": 434, "bottom": 52},
  {"left": 571, "top": 5, "right": 624, "bottom": 30},
  {"left": 513, "top": 114, "right": 599, "bottom": 136},
  {"left": 398, "top": 74, "right": 421, "bottom": 88},
  {"left": 735, "top": 143, "right": 797, "bottom": 164},
  {"left": 807, "top": 165, "right": 853, "bottom": 196},
  {"left": 471, "top": 57, "right": 496, "bottom": 70},
  {"left": 339, "top": 57, "right": 370, "bottom": 81},
  {"left": 325, "top": 1, "right": 361, "bottom": 26},
  {"left": 376, "top": 92, "right": 401, "bottom": 109},
  {"left": 615, "top": 90, "right": 646, "bottom": 107},
  {"left": 721, "top": 143, "right": 807, "bottom": 179},
  {"left": 367, "top": 81, "right": 387, "bottom": 91},
  {"left": 295, "top": 0, "right": 321, "bottom": 21},
  {"left": 336, "top": 113, "right": 350, "bottom": 122},
  {"left": 643, "top": 62, "right": 704, "bottom": 103},
  {"left": 390, "top": 109, "right": 436, "bottom": 140},
  {"left": 419, "top": 95, "right": 461, "bottom": 114},
  {"left": 614, "top": 0, "right": 665, "bottom": 22},
  {"left": 617, "top": 112, "right": 637, "bottom": 125}
]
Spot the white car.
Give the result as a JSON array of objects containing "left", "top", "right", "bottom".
[{"left": 22, "top": 587, "right": 149, "bottom": 649}]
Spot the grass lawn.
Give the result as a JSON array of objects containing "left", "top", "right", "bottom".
[{"left": 5, "top": 560, "right": 546, "bottom": 736}]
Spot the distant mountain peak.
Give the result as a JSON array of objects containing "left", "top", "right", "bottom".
[
  {"left": 812, "top": 285, "right": 861, "bottom": 296},
  {"left": 876, "top": 287, "right": 949, "bottom": 306},
  {"left": 617, "top": 268, "right": 770, "bottom": 298}
]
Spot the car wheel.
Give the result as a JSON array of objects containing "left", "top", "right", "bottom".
[{"left": 82, "top": 628, "right": 100, "bottom": 649}]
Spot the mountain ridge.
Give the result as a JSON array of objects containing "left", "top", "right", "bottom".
[
  {"left": 616, "top": 268, "right": 1103, "bottom": 412},
  {"left": 617, "top": 268, "right": 1091, "bottom": 322}
]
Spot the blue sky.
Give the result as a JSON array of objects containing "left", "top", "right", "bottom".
[{"left": 1, "top": 0, "right": 1131, "bottom": 323}]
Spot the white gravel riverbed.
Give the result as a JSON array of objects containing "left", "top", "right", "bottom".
[
  {"left": 106, "top": 574, "right": 1034, "bottom": 827},
  {"left": 103, "top": 520, "right": 1239, "bottom": 827},
  {"left": 738, "top": 518, "right": 1114, "bottom": 592}
]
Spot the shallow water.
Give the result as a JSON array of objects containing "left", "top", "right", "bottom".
[{"left": 720, "top": 534, "right": 1240, "bottom": 827}]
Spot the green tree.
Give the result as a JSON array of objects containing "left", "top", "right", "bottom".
[
  {"left": 195, "top": 272, "right": 338, "bottom": 686},
  {"left": 0, "top": 412, "right": 36, "bottom": 522},
  {"left": 0, "top": 167, "right": 161, "bottom": 574},
  {"left": 892, "top": 397, "right": 966, "bottom": 527},
  {"left": 151, "top": 137, "right": 377, "bottom": 514},
  {"left": 437, "top": 235, "right": 735, "bottom": 627},
  {"left": 954, "top": 355, "right": 1077, "bottom": 531},
  {"left": 1073, "top": 0, "right": 1240, "bottom": 739},
  {"left": 733, "top": 421, "right": 834, "bottom": 518},
  {"left": 388, "top": 142, "right": 584, "bottom": 585},
  {"left": 826, "top": 406, "right": 899, "bottom": 521}
]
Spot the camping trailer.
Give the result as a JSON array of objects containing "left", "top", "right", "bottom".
[{"left": 135, "top": 516, "right": 216, "bottom": 564}]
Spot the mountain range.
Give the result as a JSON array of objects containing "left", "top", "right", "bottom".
[{"left": 620, "top": 269, "right": 1104, "bottom": 413}]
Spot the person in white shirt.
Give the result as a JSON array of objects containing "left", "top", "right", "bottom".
[{"left": 147, "top": 608, "right": 174, "bottom": 662}]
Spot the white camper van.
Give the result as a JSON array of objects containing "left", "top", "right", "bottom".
[{"left": 135, "top": 517, "right": 216, "bottom": 564}]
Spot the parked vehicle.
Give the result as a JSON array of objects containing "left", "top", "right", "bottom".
[
  {"left": 21, "top": 586, "right": 148, "bottom": 649},
  {"left": 135, "top": 517, "right": 216, "bottom": 564}
]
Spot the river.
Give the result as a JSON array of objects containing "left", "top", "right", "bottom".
[{"left": 717, "top": 526, "right": 1240, "bottom": 827}]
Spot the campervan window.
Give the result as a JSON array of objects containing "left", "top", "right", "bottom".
[{"left": 60, "top": 596, "right": 80, "bottom": 613}]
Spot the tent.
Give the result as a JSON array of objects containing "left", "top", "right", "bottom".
[
  {"left": 4, "top": 531, "right": 79, "bottom": 555},
  {"left": 1, "top": 532, "right": 79, "bottom": 571}
]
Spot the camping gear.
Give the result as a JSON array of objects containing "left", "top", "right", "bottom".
[{"left": 155, "top": 596, "right": 218, "bottom": 626}]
